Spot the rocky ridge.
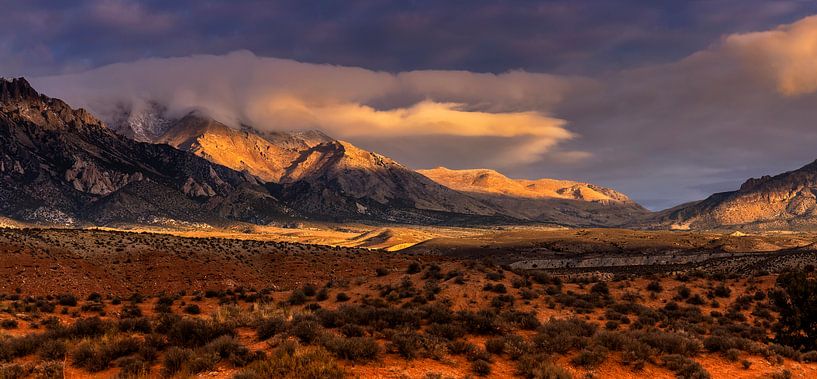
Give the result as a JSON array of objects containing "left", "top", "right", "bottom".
[
  {"left": 0, "top": 77, "right": 289, "bottom": 226},
  {"left": 653, "top": 160, "right": 817, "bottom": 230}
]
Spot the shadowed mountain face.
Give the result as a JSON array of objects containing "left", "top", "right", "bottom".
[
  {"left": 276, "top": 140, "right": 503, "bottom": 223},
  {"left": 0, "top": 78, "right": 289, "bottom": 226},
  {"left": 652, "top": 160, "right": 817, "bottom": 230}
]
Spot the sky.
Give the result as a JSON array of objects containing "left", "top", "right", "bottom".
[{"left": 4, "top": 0, "right": 817, "bottom": 210}]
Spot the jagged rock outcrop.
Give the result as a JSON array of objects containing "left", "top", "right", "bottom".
[
  {"left": 0, "top": 78, "right": 40, "bottom": 102},
  {"left": 0, "top": 77, "right": 289, "bottom": 226},
  {"left": 64, "top": 158, "right": 144, "bottom": 195}
]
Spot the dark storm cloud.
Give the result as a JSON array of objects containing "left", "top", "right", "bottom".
[{"left": 2, "top": 0, "right": 817, "bottom": 76}]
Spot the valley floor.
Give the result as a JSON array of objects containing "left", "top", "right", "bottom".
[{"left": 1, "top": 227, "right": 817, "bottom": 378}]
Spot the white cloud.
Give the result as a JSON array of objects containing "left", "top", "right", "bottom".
[
  {"left": 33, "top": 50, "right": 585, "bottom": 167},
  {"left": 723, "top": 15, "right": 817, "bottom": 96}
]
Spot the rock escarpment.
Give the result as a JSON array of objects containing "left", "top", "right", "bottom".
[{"left": 0, "top": 77, "right": 288, "bottom": 225}]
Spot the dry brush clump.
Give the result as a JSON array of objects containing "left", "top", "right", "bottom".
[{"left": 1, "top": 267, "right": 817, "bottom": 378}]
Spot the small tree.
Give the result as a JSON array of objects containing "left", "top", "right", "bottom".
[{"left": 771, "top": 270, "right": 817, "bottom": 350}]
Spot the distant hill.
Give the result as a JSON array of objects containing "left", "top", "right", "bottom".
[
  {"left": 652, "top": 160, "right": 817, "bottom": 230},
  {"left": 419, "top": 167, "right": 649, "bottom": 227}
]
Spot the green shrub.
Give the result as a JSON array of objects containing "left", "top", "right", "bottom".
[
  {"left": 235, "top": 346, "right": 346, "bottom": 379},
  {"left": 339, "top": 324, "right": 364, "bottom": 338},
  {"left": 289, "top": 319, "right": 323, "bottom": 344},
  {"left": 37, "top": 339, "right": 66, "bottom": 361},
  {"left": 533, "top": 318, "right": 596, "bottom": 354},
  {"left": 605, "top": 320, "right": 619, "bottom": 330},
  {"left": 471, "top": 359, "right": 492, "bottom": 376},
  {"left": 457, "top": 310, "right": 500, "bottom": 335},
  {"left": 516, "top": 354, "right": 571, "bottom": 379},
  {"left": 407, "top": 262, "right": 422, "bottom": 274},
  {"left": 520, "top": 289, "right": 539, "bottom": 300},
  {"left": 162, "top": 347, "right": 192, "bottom": 376},
  {"left": 802, "top": 350, "right": 817, "bottom": 362},
  {"left": 302, "top": 284, "right": 318, "bottom": 297},
  {"left": 713, "top": 284, "right": 732, "bottom": 298},
  {"left": 768, "top": 344, "right": 801, "bottom": 361},
  {"left": 118, "top": 317, "right": 152, "bottom": 333},
  {"left": 165, "top": 318, "right": 235, "bottom": 348},
  {"left": 69, "top": 341, "right": 96, "bottom": 369},
  {"left": 117, "top": 356, "right": 150, "bottom": 377},
  {"left": 571, "top": 345, "right": 608, "bottom": 368},
  {"left": 504, "top": 335, "right": 530, "bottom": 360},
  {"left": 0, "top": 361, "right": 64, "bottom": 379},
  {"left": 485, "top": 272, "right": 504, "bottom": 281},
  {"left": 58, "top": 294, "right": 78, "bottom": 307},
  {"left": 687, "top": 294, "right": 705, "bottom": 305},
  {"left": 64, "top": 317, "right": 111, "bottom": 339},
  {"left": 288, "top": 290, "right": 308, "bottom": 305},
  {"left": 426, "top": 323, "right": 465, "bottom": 340},
  {"left": 69, "top": 337, "right": 139, "bottom": 372},
  {"left": 634, "top": 330, "right": 700, "bottom": 356},
  {"left": 447, "top": 340, "right": 477, "bottom": 356},
  {"left": 485, "top": 337, "right": 506, "bottom": 355},
  {"left": 772, "top": 270, "right": 817, "bottom": 350},
  {"left": 590, "top": 282, "right": 609, "bottom": 296},
  {"left": 121, "top": 305, "right": 142, "bottom": 318},
  {"left": 502, "top": 310, "right": 540, "bottom": 330},
  {"left": 321, "top": 335, "right": 380, "bottom": 362},
  {"left": 183, "top": 304, "right": 201, "bottom": 315},
  {"left": 770, "top": 370, "right": 792, "bottom": 379},
  {"left": 490, "top": 295, "right": 514, "bottom": 308},
  {"left": 257, "top": 317, "right": 286, "bottom": 341},
  {"left": 661, "top": 354, "right": 710, "bottom": 379},
  {"left": 388, "top": 330, "right": 424, "bottom": 359},
  {"left": 186, "top": 351, "right": 218, "bottom": 374},
  {"left": 1, "top": 319, "right": 18, "bottom": 329}
]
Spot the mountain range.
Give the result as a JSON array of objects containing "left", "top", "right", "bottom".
[
  {"left": 107, "top": 97, "right": 646, "bottom": 226},
  {"left": 4, "top": 76, "right": 817, "bottom": 230}
]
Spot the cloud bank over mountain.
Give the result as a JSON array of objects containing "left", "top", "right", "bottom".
[
  {"left": 29, "top": 15, "right": 817, "bottom": 210},
  {"left": 34, "top": 51, "right": 588, "bottom": 168}
]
